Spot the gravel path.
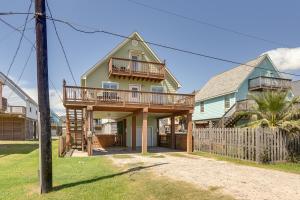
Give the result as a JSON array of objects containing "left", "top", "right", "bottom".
[{"left": 109, "top": 152, "right": 300, "bottom": 200}]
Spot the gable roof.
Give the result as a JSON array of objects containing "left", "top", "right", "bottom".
[
  {"left": 81, "top": 32, "right": 182, "bottom": 88},
  {"left": 195, "top": 54, "right": 271, "bottom": 102},
  {"left": 0, "top": 71, "right": 38, "bottom": 106}
]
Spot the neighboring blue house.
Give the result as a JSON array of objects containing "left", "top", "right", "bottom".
[{"left": 193, "top": 54, "right": 292, "bottom": 128}]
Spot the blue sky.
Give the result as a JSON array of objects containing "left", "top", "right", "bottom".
[{"left": 1, "top": 0, "right": 300, "bottom": 113}]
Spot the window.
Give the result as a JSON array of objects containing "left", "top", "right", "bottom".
[
  {"left": 225, "top": 95, "right": 230, "bottom": 109},
  {"left": 102, "top": 82, "right": 118, "bottom": 89},
  {"left": 200, "top": 101, "right": 204, "bottom": 112},
  {"left": 151, "top": 86, "right": 163, "bottom": 93},
  {"left": 102, "top": 82, "right": 119, "bottom": 100},
  {"left": 30, "top": 107, "right": 32, "bottom": 112}
]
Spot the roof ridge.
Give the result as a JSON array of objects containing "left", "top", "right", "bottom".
[{"left": 210, "top": 54, "right": 266, "bottom": 78}]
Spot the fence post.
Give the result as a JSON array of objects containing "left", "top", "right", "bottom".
[{"left": 255, "top": 128, "right": 261, "bottom": 162}]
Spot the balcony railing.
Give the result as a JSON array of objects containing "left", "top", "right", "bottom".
[
  {"left": 249, "top": 76, "right": 291, "bottom": 91},
  {"left": 108, "top": 57, "right": 165, "bottom": 81},
  {"left": 63, "top": 85, "right": 194, "bottom": 108},
  {"left": 236, "top": 99, "right": 256, "bottom": 112},
  {"left": 5, "top": 106, "right": 26, "bottom": 115}
]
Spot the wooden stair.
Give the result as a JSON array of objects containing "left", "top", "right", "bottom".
[{"left": 67, "top": 108, "right": 85, "bottom": 150}]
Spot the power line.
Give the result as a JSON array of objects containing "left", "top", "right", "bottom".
[
  {"left": 45, "top": 0, "right": 77, "bottom": 86},
  {"left": 0, "top": 15, "right": 63, "bottom": 107},
  {"left": 126, "top": 0, "right": 293, "bottom": 48},
  {"left": 44, "top": 16, "right": 300, "bottom": 77},
  {"left": 0, "top": 12, "right": 34, "bottom": 16},
  {"left": 1, "top": 0, "right": 33, "bottom": 84},
  {"left": 49, "top": 78, "right": 63, "bottom": 103},
  {"left": 0, "top": 17, "right": 35, "bottom": 46},
  {"left": 7, "top": 43, "right": 35, "bottom": 98}
]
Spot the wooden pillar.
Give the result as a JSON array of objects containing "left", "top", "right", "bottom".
[
  {"left": 187, "top": 112, "right": 193, "bottom": 153},
  {"left": 0, "top": 81, "right": 3, "bottom": 111},
  {"left": 132, "top": 115, "right": 136, "bottom": 151},
  {"left": 65, "top": 108, "right": 71, "bottom": 148},
  {"left": 86, "top": 106, "right": 93, "bottom": 156},
  {"left": 123, "top": 119, "right": 127, "bottom": 147},
  {"left": 87, "top": 106, "right": 93, "bottom": 132},
  {"left": 156, "top": 118, "right": 160, "bottom": 147},
  {"left": 141, "top": 108, "right": 148, "bottom": 154},
  {"left": 171, "top": 116, "right": 175, "bottom": 149}
]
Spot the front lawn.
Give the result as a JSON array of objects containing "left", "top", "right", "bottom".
[
  {"left": 192, "top": 151, "right": 300, "bottom": 174},
  {"left": 0, "top": 140, "right": 233, "bottom": 200}
]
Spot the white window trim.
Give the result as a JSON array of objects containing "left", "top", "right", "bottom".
[
  {"left": 200, "top": 101, "right": 204, "bottom": 113},
  {"left": 150, "top": 85, "right": 164, "bottom": 93},
  {"left": 101, "top": 81, "right": 119, "bottom": 89},
  {"left": 128, "top": 84, "right": 141, "bottom": 91},
  {"left": 224, "top": 95, "right": 230, "bottom": 109}
]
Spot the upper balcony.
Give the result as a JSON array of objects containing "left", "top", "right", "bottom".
[
  {"left": 108, "top": 57, "right": 166, "bottom": 82},
  {"left": 63, "top": 85, "right": 195, "bottom": 113},
  {"left": 249, "top": 76, "right": 291, "bottom": 91},
  {"left": 5, "top": 106, "right": 26, "bottom": 116}
]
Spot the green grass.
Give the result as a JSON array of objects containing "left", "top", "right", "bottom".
[
  {"left": 112, "top": 154, "right": 133, "bottom": 159},
  {"left": 0, "top": 140, "right": 233, "bottom": 200},
  {"left": 192, "top": 151, "right": 300, "bottom": 174}
]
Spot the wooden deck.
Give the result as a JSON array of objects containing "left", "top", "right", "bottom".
[
  {"left": 249, "top": 76, "right": 291, "bottom": 91},
  {"left": 108, "top": 57, "right": 165, "bottom": 82},
  {"left": 63, "top": 85, "right": 194, "bottom": 113}
]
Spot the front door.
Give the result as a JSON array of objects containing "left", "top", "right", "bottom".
[{"left": 129, "top": 84, "right": 141, "bottom": 103}]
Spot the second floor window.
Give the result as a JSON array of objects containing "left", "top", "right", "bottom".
[
  {"left": 200, "top": 101, "right": 204, "bottom": 112},
  {"left": 102, "top": 82, "right": 118, "bottom": 89},
  {"left": 225, "top": 96, "right": 230, "bottom": 109}
]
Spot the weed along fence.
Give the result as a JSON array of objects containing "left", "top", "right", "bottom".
[{"left": 193, "top": 128, "right": 300, "bottom": 163}]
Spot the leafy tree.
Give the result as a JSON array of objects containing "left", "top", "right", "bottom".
[{"left": 238, "top": 91, "right": 300, "bottom": 135}]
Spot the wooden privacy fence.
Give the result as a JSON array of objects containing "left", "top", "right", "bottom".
[{"left": 193, "top": 128, "right": 300, "bottom": 163}]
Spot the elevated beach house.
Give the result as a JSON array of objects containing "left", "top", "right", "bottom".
[
  {"left": 63, "top": 32, "right": 195, "bottom": 154},
  {"left": 193, "top": 55, "right": 291, "bottom": 128},
  {"left": 0, "top": 72, "right": 39, "bottom": 140}
]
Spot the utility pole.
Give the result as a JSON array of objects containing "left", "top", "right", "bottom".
[{"left": 35, "top": 0, "right": 52, "bottom": 193}]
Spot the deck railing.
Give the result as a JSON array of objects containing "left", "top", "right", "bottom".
[
  {"left": 236, "top": 99, "right": 256, "bottom": 111},
  {"left": 63, "top": 86, "right": 195, "bottom": 108},
  {"left": 249, "top": 76, "right": 291, "bottom": 91},
  {"left": 5, "top": 106, "right": 26, "bottom": 115},
  {"left": 108, "top": 57, "right": 165, "bottom": 80}
]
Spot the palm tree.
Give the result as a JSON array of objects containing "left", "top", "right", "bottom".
[{"left": 238, "top": 91, "right": 300, "bottom": 135}]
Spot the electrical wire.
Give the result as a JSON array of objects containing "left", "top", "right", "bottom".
[
  {"left": 45, "top": 0, "right": 77, "bottom": 86},
  {"left": 1, "top": 0, "right": 33, "bottom": 84},
  {"left": 44, "top": 16, "right": 300, "bottom": 77},
  {"left": 126, "top": 0, "right": 293, "bottom": 47}
]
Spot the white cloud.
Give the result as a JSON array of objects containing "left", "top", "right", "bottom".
[
  {"left": 4, "top": 86, "right": 65, "bottom": 116},
  {"left": 264, "top": 47, "right": 300, "bottom": 71},
  {"left": 23, "top": 87, "right": 65, "bottom": 116}
]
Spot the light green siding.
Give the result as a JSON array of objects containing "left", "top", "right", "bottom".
[{"left": 82, "top": 34, "right": 179, "bottom": 93}]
